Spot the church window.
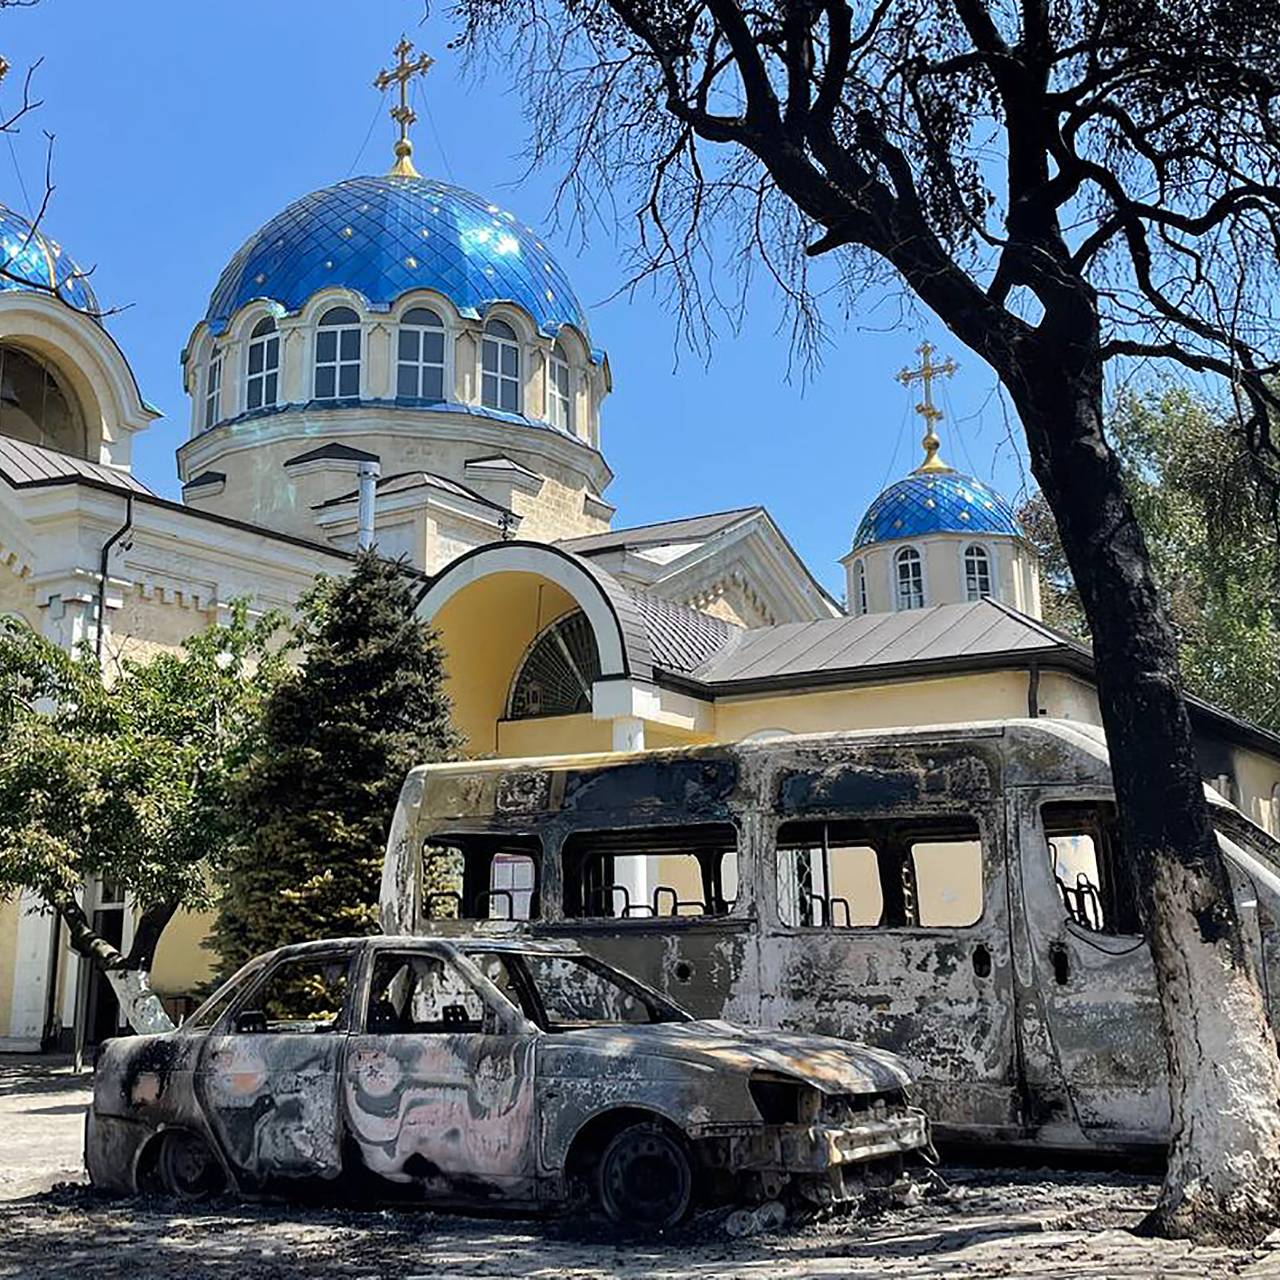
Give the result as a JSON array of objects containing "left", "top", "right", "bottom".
[
  {"left": 894, "top": 547, "right": 925, "bottom": 610},
  {"left": 397, "top": 307, "right": 446, "bottom": 400},
  {"left": 315, "top": 306, "right": 361, "bottom": 400},
  {"left": 548, "top": 343, "right": 572, "bottom": 431},
  {"left": 482, "top": 319, "right": 521, "bottom": 413},
  {"left": 246, "top": 317, "right": 280, "bottom": 411},
  {"left": 964, "top": 544, "right": 992, "bottom": 601},
  {"left": 0, "top": 344, "right": 87, "bottom": 457},
  {"left": 854, "top": 560, "right": 869, "bottom": 616},
  {"left": 203, "top": 351, "right": 222, "bottom": 429},
  {"left": 508, "top": 609, "right": 600, "bottom": 719}
]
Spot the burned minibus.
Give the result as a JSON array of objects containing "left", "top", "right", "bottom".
[{"left": 380, "top": 719, "right": 1280, "bottom": 1154}]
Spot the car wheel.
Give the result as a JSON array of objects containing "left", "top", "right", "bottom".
[
  {"left": 596, "top": 1121, "right": 693, "bottom": 1230},
  {"left": 157, "top": 1130, "right": 225, "bottom": 1201}
]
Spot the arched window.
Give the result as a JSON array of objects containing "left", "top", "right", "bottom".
[
  {"left": 854, "top": 560, "right": 869, "bottom": 616},
  {"left": 397, "top": 307, "right": 446, "bottom": 400},
  {"left": 314, "top": 306, "right": 361, "bottom": 401},
  {"left": 0, "top": 344, "right": 87, "bottom": 457},
  {"left": 508, "top": 610, "right": 601, "bottom": 719},
  {"left": 894, "top": 547, "right": 925, "bottom": 610},
  {"left": 246, "top": 316, "right": 280, "bottom": 412},
  {"left": 482, "top": 319, "right": 520, "bottom": 412},
  {"left": 204, "top": 350, "right": 222, "bottom": 429},
  {"left": 963, "top": 544, "right": 992, "bottom": 601},
  {"left": 547, "top": 342, "right": 572, "bottom": 431}
]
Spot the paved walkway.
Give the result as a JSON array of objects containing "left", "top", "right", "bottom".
[{"left": 0, "top": 1056, "right": 91, "bottom": 1201}]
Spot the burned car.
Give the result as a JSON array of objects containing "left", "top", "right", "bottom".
[{"left": 87, "top": 936, "right": 930, "bottom": 1228}]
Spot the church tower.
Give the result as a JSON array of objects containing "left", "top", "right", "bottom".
[
  {"left": 177, "top": 38, "right": 613, "bottom": 570},
  {"left": 842, "top": 343, "right": 1042, "bottom": 618}
]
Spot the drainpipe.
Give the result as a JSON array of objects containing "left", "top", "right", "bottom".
[
  {"left": 356, "top": 460, "right": 380, "bottom": 551},
  {"left": 95, "top": 494, "right": 134, "bottom": 662}
]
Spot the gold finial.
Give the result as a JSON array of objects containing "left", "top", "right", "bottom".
[
  {"left": 896, "top": 340, "right": 958, "bottom": 473},
  {"left": 374, "top": 35, "right": 434, "bottom": 178}
]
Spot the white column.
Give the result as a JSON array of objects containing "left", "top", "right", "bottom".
[
  {"left": 611, "top": 717, "right": 651, "bottom": 915},
  {"left": 4, "top": 892, "right": 54, "bottom": 1050}
]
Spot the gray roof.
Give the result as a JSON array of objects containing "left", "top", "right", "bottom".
[
  {"left": 687, "top": 598, "right": 1068, "bottom": 688},
  {"left": 0, "top": 437, "right": 156, "bottom": 495},
  {"left": 558, "top": 507, "right": 760, "bottom": 555},
  {"left": 284, "top": 442, "right": 380, "bottom": 467},
  {"left": 315, "top": 470, "right": 509, "bottom": 513},
  {"left": 630, "top": 591, "right": 739, "bottom": 674}
]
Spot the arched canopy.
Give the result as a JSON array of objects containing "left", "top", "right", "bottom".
[{"left": 418, "top": 541, "right": 654, "bottom": 750}]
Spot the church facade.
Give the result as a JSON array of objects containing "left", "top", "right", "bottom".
[{"left": 2, "top": 40, "right": 1280, "bottom": 1051}]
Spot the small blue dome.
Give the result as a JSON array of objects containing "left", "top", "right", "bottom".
[
  {"left": 852, "top": 468, "right": 1022, "bottom": 550},
  {"left": 204, "top": 174, "right": 588, "bottom": 339},
  {"left": 0, "top": 204, "right": 98, "bottom": 314}
]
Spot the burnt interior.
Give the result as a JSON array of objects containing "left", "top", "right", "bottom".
[
  {"left": 420, "top": 834, "right": 543, "bottom": 922},
  {"left": 1042, "top": 800, "right": 1140, "bottom": 935}
]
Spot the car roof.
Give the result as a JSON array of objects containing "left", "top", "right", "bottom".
[{"left": 259, "top": 935, "right": 583, "bottom": 963}]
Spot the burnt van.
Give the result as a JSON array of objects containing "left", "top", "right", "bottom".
[{"left": 379, "top": 719, "right": 1280, "bottom": 1154}]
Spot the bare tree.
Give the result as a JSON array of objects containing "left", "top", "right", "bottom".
[{"left": 457, "top": 0, "right": 1280, "bottom": 1243}]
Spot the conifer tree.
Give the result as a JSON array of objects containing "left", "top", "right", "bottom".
[{"left": 213, "top": 550, "right": 460, "bottom": 973}]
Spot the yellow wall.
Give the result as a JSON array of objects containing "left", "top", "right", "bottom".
[
  {"left": 0, "top": 895, "right": 20, "bottom": 1035},
  {"left": 1231, "top": 744, "right": 1280, "bottom": 836},
  {"left": 497, "top": 713, "right": 613, "bottom": 757},
  {"left": 151, "top": 907, "right": 218, "bottom": 995},
  {"left": 712, "top": 670, "right": 1032, "bottom": 740}
]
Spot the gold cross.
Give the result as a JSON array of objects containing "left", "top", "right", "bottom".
[
  {"left": 896, "top": 340, "right": 958, "bottom": 473},
  {"left": 374, "top": 36, "right": 434, "bottom": 178}
]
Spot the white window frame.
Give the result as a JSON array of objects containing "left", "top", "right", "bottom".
[
  {"left": 245, "top": 316, "right": 280, "bottom": 413},
  {"left": 547, "top": 344, "right": 572, "bottom": 432},
  {"left": 962, "top": 543, "right": 994, "bottom": 602},
  {"left": 396, "top": 307, "right": 447, "bottom": 401},
  {"left": 893, "top": 546, "right": 926, "bottom": 611},
  {"left": 314, "top": 306, "right": 362, "bottom": 401},
  {"left": 854, "top": 559, "right": 869, "bottom": 615},
  {"left": 203, "top": 351, "right": 222, "bottom": 429},
  {"left": 481, "top": 319, "right": 521, "bottom": 413}
]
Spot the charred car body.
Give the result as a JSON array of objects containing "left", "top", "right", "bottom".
[
  {"left": 87, "top": 937, "right": 929, "bottom": 1225},
  {"left": 380, "top": 719, "right": 1280, "bottom": 1156}
]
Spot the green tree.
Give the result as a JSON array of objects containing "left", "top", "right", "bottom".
[
  {"left": 0, "top": 605, "right": 284, "bottom": 1035},
  {"left": 1021, "top": 388, "right": 1280, "bottom": 730},
  {"left": 213, "top": 551, "right": 461, "bottom": 975}
]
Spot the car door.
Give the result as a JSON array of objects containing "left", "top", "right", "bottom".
[
  {"left": 195, "top": 946, "right": 356, "bottom": 1186},
  {"left": 341, "top": 946, "right": 539, "bottom": 1200},
  {"left": 1010, "top": 789, "right": 1170, "bottom": 1150}
]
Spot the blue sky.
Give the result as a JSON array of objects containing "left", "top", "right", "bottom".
[{"left": 0, "top": 0, "right": 1033, "bottom": 599}]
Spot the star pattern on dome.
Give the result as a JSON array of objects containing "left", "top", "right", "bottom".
[
  {"left": 0, "top": 205, "right": 98, "bottom": 315},
  {"left": 852, "top": 470, "right": 1022, "bottom": 550},
  {"left": 204, "top": 175, "right": 588, "bottom": 340}
]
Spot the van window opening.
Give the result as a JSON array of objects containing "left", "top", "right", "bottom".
[
  {"left": 420, "top": 835, "right": 542, "bottom": 921},
  {"left": 775, "top": 817, "right": 984, "bottom": 929},
  {"left": 560, "top": 824, "right": 738, "bottom": 920},
  {"left": 1042, "top": 801, "right": 1139, "bottom": 934}
]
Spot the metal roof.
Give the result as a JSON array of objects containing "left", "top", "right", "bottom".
[
  {"left": 0, "top": 437, "right": 155, "bottom": 494},
  {"left": 203, "top": 174, "right": 590, "bottom": 341},
  {"left": 559, "top": 508, "right": 760, "bottom": 555},
  {"left": 689, "top": 598, "right": 1059, "bottom": 687},
  {"left": 630, "top": 591, "right": 740, "bottom": 674},
  {"left": 851, "top": 469, "right": 1022, "bottom": 550},
  {"left": 0, "top": 204, "right": 100, "bottom": 315},
  {"left": 314, "top": 469, "right": 509, "bottom": 513}
]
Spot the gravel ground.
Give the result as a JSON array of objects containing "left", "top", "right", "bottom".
[{"left": 2, "top": 1059, "right": 1280, "bottom": 1278}]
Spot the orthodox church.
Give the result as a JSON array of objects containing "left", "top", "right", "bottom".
[{"left": 2, "top": 39, "right": 1279, "bottom": 1051}]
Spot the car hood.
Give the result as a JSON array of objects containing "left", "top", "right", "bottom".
[{"left": 548, "top": 1020, "right": 911, "bottom": 1094}]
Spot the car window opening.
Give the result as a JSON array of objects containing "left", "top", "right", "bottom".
[
  {"left": 466, "top": 949, "right": 690, "bottom": 1030},
  {"left": 420, "top": 834, "right": 542, "bottom": 921},
  {"left": 775, "top": 816, "right": 984, "bottom": 929},
  {"left": 560, "top": 824, "right": 739, "bottom": 920},
  {"left": 366, "top": 951, "right": 488, "bottom": 1034},
  {"left": 1043, "top": 800, "right": 1140, "bottom": 935}
]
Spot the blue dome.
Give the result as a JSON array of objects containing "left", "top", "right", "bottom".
[
  {"left": 852, "top": 468, "right": 1022, "bottom": 550},
  {"left": 204, "top": 174, "right": 589, "bottom": 339},
  {"left": 0, "top": 204, "right": 98, "bottom": 314}
]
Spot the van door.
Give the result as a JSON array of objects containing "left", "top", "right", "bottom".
[
  {"left": 755, "top": 747, "right": 1020, "bottom": 1143},
  {"left": 1011, "top": 790, "right": 1169, "bottom": 1150}
]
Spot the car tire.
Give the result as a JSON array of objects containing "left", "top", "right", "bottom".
[
  {"left": 156, "top": 1130, "right": 225, "bottom": 1201},
  {"left": 596, "top": 1120, "right": 694, "bottom": 1230}
]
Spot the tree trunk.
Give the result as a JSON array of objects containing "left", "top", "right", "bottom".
[
  {"left": 1007, "top": 340, "right": 1280, "bottom": 1244},
  {"left": 53, "top": 892, "right": 176, "bottom": 1037}
]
